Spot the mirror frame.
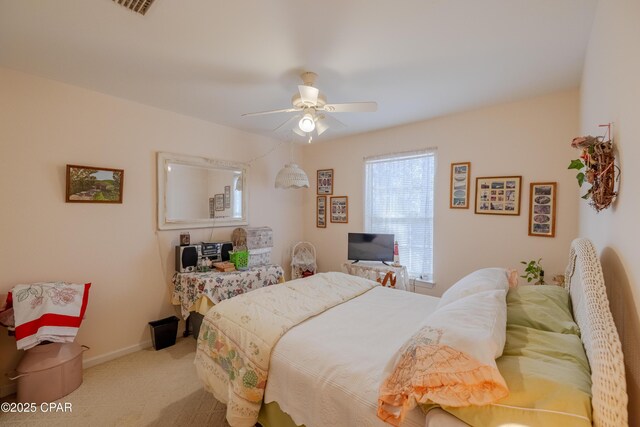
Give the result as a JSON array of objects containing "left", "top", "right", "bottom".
[{"left": 157, "top": 152, "right": 249, "bottom": 230}]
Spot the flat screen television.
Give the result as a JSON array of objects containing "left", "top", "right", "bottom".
[{"left": 348, "top": 232, "right": 394, "bottom": 263}]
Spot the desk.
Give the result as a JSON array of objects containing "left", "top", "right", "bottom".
[
  {"left": 171, "top": 264, "right": 285, "bottom": 320},
  {"left": 341, "top": 262, "right": 412, "bottom": 292}
]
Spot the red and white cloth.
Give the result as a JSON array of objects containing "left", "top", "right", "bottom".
[{"left": 6, "top": 282, "right": 91, "bottom": 350}]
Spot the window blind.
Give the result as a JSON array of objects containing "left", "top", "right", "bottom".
[{"left": 364, "top": 149, "right": 436, "bottom": 281}]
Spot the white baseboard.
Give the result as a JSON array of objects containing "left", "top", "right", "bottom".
[{"left": 83, "top": 340, "right": 153, "bottom": 369}]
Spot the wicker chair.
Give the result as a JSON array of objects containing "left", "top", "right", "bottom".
[{"left": 291, "top": 242, "right": 317, "bottom": 279}]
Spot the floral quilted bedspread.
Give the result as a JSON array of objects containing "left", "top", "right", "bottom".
[
  {"left": 171, "top": 264, "right": 284, "bottom": 319},
  {"left": 194, "top": 272, "right": 378, "bottom": 427}
]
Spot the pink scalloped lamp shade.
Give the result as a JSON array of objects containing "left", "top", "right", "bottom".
[{"left": 275, "top": 163, "right": 309, "bottom": 189}]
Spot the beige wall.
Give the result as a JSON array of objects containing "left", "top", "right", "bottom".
[
  {"left": 302, "top": 90, "right": 580, "bottom": 294},
  {"left": 1, "top": 59, "right": 610, "bottom": 409},
  {"left": 0, "top": 68, "right": 304, "bottom": 395},
  {"left": 580, "top": 0, "right": 640, "bottom": 423}
]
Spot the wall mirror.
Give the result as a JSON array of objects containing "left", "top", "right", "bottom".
[{"left": 157, "top": 152, "right": 249, "bottom": 230}]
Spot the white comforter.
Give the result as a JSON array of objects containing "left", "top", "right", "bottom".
[{"left": 264, "top": 285, "right": 441, "bottom": 427}]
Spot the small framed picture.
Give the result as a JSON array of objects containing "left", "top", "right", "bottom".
[
  {"left": 317, "top": 169, "right": 334, "bottom": 195},
  {"left": 66, "top": 164, "right": 124, "bottom": 203},
  {"left": 317, "top": 196, "right": 327, "bottom": 228},
  {"left": 475, "top": 176, "right": 521, "bottom": 215},
  {"left": 528, "top": 182, "right": 557, "bottom": 237},
  {"left": 224, "top": 185, "right": 231, "bottom": 209},
  {"left": 330, "top": 196, "right": 348, "bottom": 223},
  {"left": 209, "top": 197, "right": 215, "bottom": 218},
  {"left": 214, "top": 194, "right": 224, "bottom": 211},
  {"left": 450, "top": 162, "right": 471, "bottom": 209}
]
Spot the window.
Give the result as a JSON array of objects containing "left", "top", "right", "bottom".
[{"left": 364, "top": 149, "right": 436, "bottom": 281}]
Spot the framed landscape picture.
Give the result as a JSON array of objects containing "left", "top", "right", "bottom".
[
  {"left": 317, "top": 169, "right": 334, "bottom": 195},
  {"left": 317, "top": 196, "right": 327, "bottom": 228},
  {"left": 450, "top": 162, "right": 471, "bottom": 209},
  {"left": 66, "top": 164, "right": 124, "bottom": 203},
  {"left": 528, "top": 182, "right": 557, "bottom": 237},
  {"left": 475, "top": 176, "right": 522, "bottom": 215},
  {"left": 330, "top": 196, "right": 348, "bottom": 223}
]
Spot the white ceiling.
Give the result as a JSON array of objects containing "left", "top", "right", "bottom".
[{"left": 0, "top": 0, "right": 597, "bottom": 142}]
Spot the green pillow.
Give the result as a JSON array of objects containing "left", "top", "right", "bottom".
[
  {"left": 506, "top": 285, "right": 580, "bottom": 335},
  {"left": 502, "top": 324, "right": 591, "bottom": 381},
  {"left": 434, "top": 325, "right": 592, "bottom": 426}
]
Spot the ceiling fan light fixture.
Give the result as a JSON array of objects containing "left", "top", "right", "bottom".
[
  {"left": 298, "top": 113, "right": 316, "bottom": 133},
  {"left": 242, "top": 71, "right": 377, "bottom": 141}
]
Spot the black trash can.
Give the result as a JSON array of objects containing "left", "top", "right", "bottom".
[
  {"left": 189, "top": 312, "right": 204, "bottom": 340},
  {"left": 148, "top": 316, "right": 180, "bottom": 350}
]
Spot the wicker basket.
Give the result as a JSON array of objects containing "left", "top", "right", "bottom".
[
  {"left": 231, "top": 226, "right": 273, "bottom": 249},
  {"left": 229, "top": 250, "right": 248, "bottom": 269},
  {"left": 589, "top": 141, "right": 617, "bottom": 212}
]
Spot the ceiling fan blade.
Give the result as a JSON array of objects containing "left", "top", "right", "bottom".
[
  {"left": 274, "top": 114, "right": 302, "bottom": 133},
  {"left": 322, "top": 102, "right": 377, "bottom": 113},
  {"left": 323, "top": 114, "right": 346, "bottom": 129},
  {"left": 315, "top": 116, "right": 330, "bottom": 136},
  {"left": 298, "top": 85, "right": 319, "bottom": 106},
  {"left": 293, "top": 128, "right": 306, "bottom": 137},
  {"left": 242, "top": 107, "right": 299, "bottom": 117}
]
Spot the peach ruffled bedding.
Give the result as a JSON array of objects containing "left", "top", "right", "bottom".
[{"left": 378, "top": 289, "right": 509, "bottom": 426}]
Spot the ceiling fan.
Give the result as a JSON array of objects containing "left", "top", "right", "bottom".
[{"left": 242, "top": 71, "right": 377, "bottom": 140}]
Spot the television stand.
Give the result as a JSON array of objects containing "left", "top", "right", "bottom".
[{"left": 341, "top": 262, "right": 411, "bottom": 292}]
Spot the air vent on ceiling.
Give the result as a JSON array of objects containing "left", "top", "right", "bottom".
[{"left": 112, "top": 0, "right": 156, "bottom": 16}]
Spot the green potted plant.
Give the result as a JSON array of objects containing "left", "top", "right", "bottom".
[{"left": 520, "top": 258, "right": 545, "bottom": 285}]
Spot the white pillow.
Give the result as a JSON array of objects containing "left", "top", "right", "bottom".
[
  {"left": 430, "top": 288, "right": 508, "bottom": 360},
  {"left": 378, "top": 288, "right": 508, "bottom": 422},
  {"left": 438, "top": 268, "right": 510, "bottom": 308}
]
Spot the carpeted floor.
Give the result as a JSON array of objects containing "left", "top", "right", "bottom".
[{"left": 0, "top": 338, "right": 231, "bottom": 426}]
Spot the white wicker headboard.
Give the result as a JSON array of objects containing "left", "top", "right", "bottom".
[{"left": 564, "top": 238, "right": 628, "bottom": 427}]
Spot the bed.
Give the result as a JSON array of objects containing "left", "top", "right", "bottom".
[{"left": 194, "top": 238, "right": 628, "bottom": 427}]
